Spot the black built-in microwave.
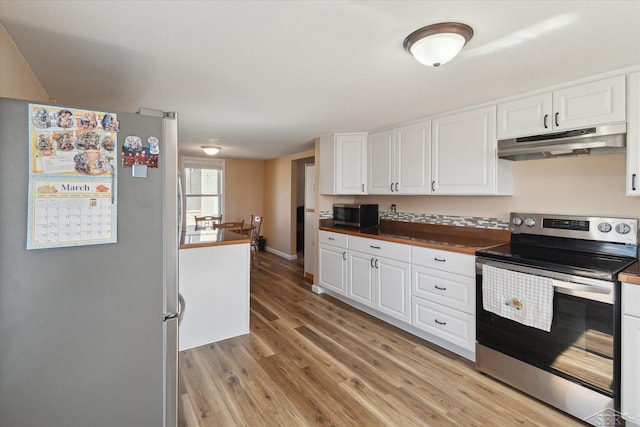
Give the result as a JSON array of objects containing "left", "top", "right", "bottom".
[{"left": 333, "top": 204, "right": 379, "bottom": 229}]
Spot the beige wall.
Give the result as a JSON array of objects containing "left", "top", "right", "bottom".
[
  {"left": 0, "top": 23, "right": 49, "bottom": 102},
  {"left": 320, "top": 153, "right": 640, "bottom": 220},
  {"left": 264, "top": 149, "right": 315, "bottom": 257},
  {"left": 224, "top": 158, "right": 265, "bottom": 224}
]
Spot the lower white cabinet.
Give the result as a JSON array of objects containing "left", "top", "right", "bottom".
[
  {"left": 318, "top": 230, "right": 476, "bottom": 359},
  {"left": 375, "top": 256, "right": 411, "bottom": 322},
  {"left": 411, "top": 246, "right": 476, "bottom": 353},
  {"left": 347, "top": 236, "right": 412, "bottom": 323},
  {"left": 622, "top": 282, "right": 640, "bottom": 425},
  {"left": 318, "top": 231, "right": 347, "bottom": 295},
  {"left": 347, "top": 250, "right": 375, "bottom": 306}
]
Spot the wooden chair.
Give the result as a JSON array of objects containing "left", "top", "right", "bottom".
[
  {"left": 194, "top": 215, "right": 222, "bottom": 230},
  {"left": 213, "top": 220, "right": 244, "bottom": 230},
  {"left": 249, "top": 215, "right": 263, "bottom": 263}
]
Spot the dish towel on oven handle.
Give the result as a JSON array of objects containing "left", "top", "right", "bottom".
[{"left": 482, "top": 264, "right": 554, "bottom": 332}]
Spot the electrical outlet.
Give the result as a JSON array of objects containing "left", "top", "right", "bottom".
[{"left": 390, "top": 204, "right": 396, "bottom": 214}]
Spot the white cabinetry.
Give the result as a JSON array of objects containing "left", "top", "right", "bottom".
[
  {"left": 367, "top": 121, "right": 431, "bottom": 195},
  {"left": 431, "top": 105, "right": 511, "bottom": 195},
  {"left": 497, "top": 75, "right": 626, "bottom": 139},
  {"left": 627, "top": 72, "right": 640, "bottom": 196},
  {"left": 320, "top": 133, "right": 368, "bottom": 195},
  {"left": 318, "top": 231, "right": 348, "bottom": 295},
  {"left": 348, "top": 236, "right": 412, "bottom": 322},
  {"left": 622, "top": 282, "right": 640, "bottom": 426},
  {"left": 411, "top": 246, "right": 476, "bottom": 352}
]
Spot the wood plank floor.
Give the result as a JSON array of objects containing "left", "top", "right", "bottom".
[{"left": 178, "top": 251, "right": 586, "bottom": 426}]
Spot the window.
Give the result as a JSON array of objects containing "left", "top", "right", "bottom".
[{"left": 181, "top": 157, "right": 224, "bottom": 228}]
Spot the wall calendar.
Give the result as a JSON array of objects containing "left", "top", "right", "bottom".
[{"left": 27, "top": 103, "right": 119, "bottom": 249}]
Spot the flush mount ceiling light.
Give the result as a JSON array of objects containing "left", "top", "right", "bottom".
[
  {"left": 201, "top": 146, "right": 221, "bottom": 156},
  {"left": 403, "top": 22, "right": 474, "bottom": 67}
]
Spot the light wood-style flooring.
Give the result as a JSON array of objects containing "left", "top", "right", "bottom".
[{"left": 178, "top": 251, "right": 585, "bottom": 426}]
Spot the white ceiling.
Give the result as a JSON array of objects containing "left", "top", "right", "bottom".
[{"left": 1, "top": 1, "right": 639, "bottom": 159}]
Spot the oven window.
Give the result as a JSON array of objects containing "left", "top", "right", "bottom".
[{"left": 477, "top": 283, "right": 616, "bottom": 395}]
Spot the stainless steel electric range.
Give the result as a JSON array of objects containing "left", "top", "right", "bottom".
[{"left": 475, "top": 213, "right": 638, "bottom": 425}]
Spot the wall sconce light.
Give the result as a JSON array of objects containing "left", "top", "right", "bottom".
[
  {"left": 403, "top": 22, "right": 474, "bottom": 67},
  {"left": 201, "top": 146, "right": 221, "bottom": 156}
]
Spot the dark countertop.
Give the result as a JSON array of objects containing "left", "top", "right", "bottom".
[
  {"left": 620, "top": 261, "right": 640, "bottom": 285},
  {"left": 319, "top": 219, "right": 510, "bottom": 255},
  {"left": 180, "top": 228, "right": 251, "bottom": 249}
]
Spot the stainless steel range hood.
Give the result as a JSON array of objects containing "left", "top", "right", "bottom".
[{"left": 497, "top": 123, "right": 626, "bottom": 161}]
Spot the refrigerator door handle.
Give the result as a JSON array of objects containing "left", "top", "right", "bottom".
[{"left": 178, "top": 292, "right": 185, "bottom": 326}]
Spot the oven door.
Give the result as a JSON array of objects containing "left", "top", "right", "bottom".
[{"left": 476, "top": 258, "right": 619, "bottom": 398}]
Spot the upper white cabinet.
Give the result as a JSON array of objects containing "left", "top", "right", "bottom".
[
  {"left": 432, "top": 105, "right": 512, "bottom": 195},
  {"left": 320, "top": 133, "right": 368, "bottom": 195},
  {"left": 627, "top": 71, "right": 640, "bottom": 196},
  {"left": 367, "top": 120, "right": 431, "bottom": 195},
  {"left": 497, "top": 75, "right": 626, "bottom": 139}
]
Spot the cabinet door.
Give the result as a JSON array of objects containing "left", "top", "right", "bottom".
[
  {"left": 347, "top": 251, "right": 375, "bottom": 307},
  {"left": 431, "top": 106, "right": 496, "bottom": 194},
  {"left": 336, "top": 133, "right": 367, "bottom": 194},
  {"left": 627, "top": 72, "right": 640, "bottom": 196},
  {"left": 318, "top": 244, "right": 346, "bottom": 295},
  {"left": 367, "top": 129, "right": 395, "bottom": 194},
  {"left": 375, "top": 257, "right": 411, "bottom": 323},
  {"left": 553, "top": 75, "right": 626, "bottom": 130},
  {"left": 622, "top": 314, "right": 640, "bottom": 424},
  {"left": 396, "top": 120, "right": 431, "bottom": 194},
  {"left": 497, "top": 93, "right": 552, "bottom": 139}
]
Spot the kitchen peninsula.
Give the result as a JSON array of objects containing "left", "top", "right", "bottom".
[{"left": 179, "top": 228, "right": 251, "bottom": 351}]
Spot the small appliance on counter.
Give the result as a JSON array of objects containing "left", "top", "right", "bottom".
[{"left": 333, "top": 203, "right": 379, "bottom": 229}]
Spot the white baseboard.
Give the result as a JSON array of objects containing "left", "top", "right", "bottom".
[
  {"left": 311, "top": 285, "right": 324, "bottom": 294},
  {"left": 265, "top": 246, "right": 298, "bottom": 260}
]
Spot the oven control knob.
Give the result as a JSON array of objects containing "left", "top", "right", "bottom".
[
  {"left": 597, "top": 222, "right": 612, "bottom": 233},
  {"left": 512, "top": 217, "right": 523, "bottom": 226},
  {"left": 615, "top": 223, "right": 631, "bottom": 234},
  {"left": 524, "top": 217, "right": 536, "bottom": 227}
]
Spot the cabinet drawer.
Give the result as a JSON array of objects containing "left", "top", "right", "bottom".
[
  {"left": 412, "top": 266, "right": 475, "bottom": 314},
  {"left": 349, "top": 235, "right": 411, "bottom": 262},
  {"left": 319, "top": 230, "right": 348, "bottom": 248},
  {"left": 623, "top": 283, "right": 640, "bottom": 317},
  {"left": 412, "top": 297, "right": 475, "bottom": 351},
  {"left": 411, "top": 246, "right": 475, "bottom": 277}
]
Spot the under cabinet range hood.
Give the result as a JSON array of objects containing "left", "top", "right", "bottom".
[{"left": 497, "top": 123, "right": 626, "bottom": 161}]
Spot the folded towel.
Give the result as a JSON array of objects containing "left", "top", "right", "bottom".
[{"left": 482, "top": 264, "right": 554, "bottom": 332}]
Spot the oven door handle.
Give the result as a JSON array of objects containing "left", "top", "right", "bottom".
[{"left": 550, "top": 279, "right": 611, "bottom": 295}]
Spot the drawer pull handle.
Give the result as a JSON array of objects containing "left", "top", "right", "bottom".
[
  {"left": 328, "top": 237, "right": 335, "bottom": 240},
  {"left": 370, "top": 245, "right": 381, "bottom": 249},
  {"left": 543, "top": 114, "right": 548, "bottom": 129},
  {"left": 434, "top": 257, "right": 446, "bottom": 262},
  {"left": 375, "top": 259, "right": 379, "bottom": 269},
  {"left": 370, "top": 258, "right": 375, "bottom": 268},
  {"left": 435, "top": 319, "right": 447, "bottom": 326},
  {"left": 434, "top": 285, "right": 447, "bottom": 291},
  {"left": 343, "top": 251, "right": 346, "bottom": 261},
  {"left": 555, "top": 112, "right": 560, "bottom": 127}
]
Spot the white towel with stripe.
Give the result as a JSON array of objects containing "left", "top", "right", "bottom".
[{"left": 482, "top": 264, "right": 554, "bottom": 332}]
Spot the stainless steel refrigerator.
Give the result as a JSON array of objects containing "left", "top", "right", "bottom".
[{"left": 0, "top": 98, "right": 180, "bottom": 427}]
